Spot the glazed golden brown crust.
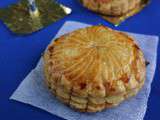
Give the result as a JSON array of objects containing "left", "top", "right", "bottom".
[
  {"left": 43, "top": 26, "right": 146, "bottom": 112},
  {"left": 81, "top": 0, "right": 142, "bottom": 16}
]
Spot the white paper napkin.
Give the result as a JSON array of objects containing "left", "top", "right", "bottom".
[{"left": 10, "top": 21, "right": 159, "bottom": 120}]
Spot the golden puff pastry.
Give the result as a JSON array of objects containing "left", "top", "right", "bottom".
[
  {"left": 43, "top": 25, "right": 146, "bottom": 112},
  {"left": 81, "top": 0, "right": 142, "bottom": 16}
]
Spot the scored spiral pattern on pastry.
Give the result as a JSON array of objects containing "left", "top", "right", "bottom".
[
  {"left": 81, "top": 0, "right": 142, "bottom": 16},
  {"left": 43, "top": 26, "right": 146, "bottom": 112}
]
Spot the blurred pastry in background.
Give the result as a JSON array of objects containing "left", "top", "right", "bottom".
[
  {"left": 80, "top": 0, "right": 149, "bottom": 25},
  {"left": 82, "top": 0, "right": 141, "bottom": 16}
]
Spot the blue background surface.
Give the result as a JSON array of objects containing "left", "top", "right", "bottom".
[{"left": 0, "top": 0, "right": 159, "bottom": 120}]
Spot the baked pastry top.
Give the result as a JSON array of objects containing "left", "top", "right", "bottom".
[
  {"left": 43, "top": 26, "right": 146, "bottom": 112},
  {"left": 81, "top": 0, "right": 142, "bottom": 16}
]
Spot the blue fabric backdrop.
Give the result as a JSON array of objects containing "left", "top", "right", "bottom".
[{"left": 0, "top": 0, "right": 159, "bottom": 120}]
